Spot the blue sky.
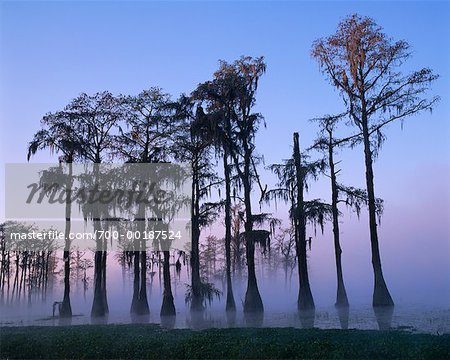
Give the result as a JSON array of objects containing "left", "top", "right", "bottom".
[
  {"left": 1, "top": 1, "right": 449, "bottom": 304},
  {"left": 1, "top": 1, "right": 449, "bottom": 168},
  {"left": 1, "top": 0, "right": 449, "bottom": 216}
]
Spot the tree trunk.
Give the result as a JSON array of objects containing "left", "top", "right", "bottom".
[
  {"left": 130, "top": 202, "right": 149, "bottom": 315},
  {"left": 328, "top": 134, "right": 349, "bottom": 308},
  {"left": 101, "top": 246, "right": 108, "bottom": 314},
  {"left": 91, "top": 250, "right": 106, "bottom": 316},
  {"left": 91, "top": 223, "right": 108, "bottom": 317},
  {"left": 91, "top": 163, "right": 109, "bottom": 317},
  {"left": 60, "top": 162, "right": 73, "bottom": 317},
  {"left": 138, "top": 249, "right": 149, "bottom": 314},
  {"left": 293, "top": 132, "right": 315, "bottom": 311},
  {"left": 243, "top": 150, "right": 263, "bottom": 313},
  {"left": 130, "top": 250, "right": 140, "bottom": 314},
  {"left": 160, "top": 250, "right": 175, "bottom": 316},
  {"left": 361, "top": 118, "right": 394, "bottom": 307},
  {"left": 190, "top": 161, "right": 203, "bottom": 312},
  {"left": 224, "top": 152, "right": 236, "bottom": 312}
]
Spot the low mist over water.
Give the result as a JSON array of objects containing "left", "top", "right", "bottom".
[{"left": 1, "top": 249, "right": 448, "bottom": 334}]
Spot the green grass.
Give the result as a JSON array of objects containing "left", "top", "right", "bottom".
[{"left": 1, "top": 324, "right": 449, "bottom": 359}]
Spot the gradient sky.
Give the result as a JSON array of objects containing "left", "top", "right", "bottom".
[{"left": 1, "top": 1, "right": 449, "bottom": 305}]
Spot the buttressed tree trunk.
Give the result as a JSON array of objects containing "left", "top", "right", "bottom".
[
  {"left": 91, "top": 167, "right": 109, "bottom": 317},
  {"left": 293, "top": 132, "right": 315, "bottom": 311},
  {"left": 91, "top": 226, "right": 109, "bottom": 317},
  {"left": 130, "top": 204, "right": 149, "bottom": 315},
  {"left": 362, "top": 119, "right": 393, "bottom": 307},
  {"left": 91, "top": 246, "right": 105, "bottom": 316},
  {"left": 160, "top": 250, "right": 176, "bottom": 316},
  {"left": 138, "top": 246, "right": 149, "bottom": 314},
  {"left": 243, "top": 151, "right": 264, "bottom": 313},
  {"left": 60, "top": 161, "right": 73, "bottom": 318}
]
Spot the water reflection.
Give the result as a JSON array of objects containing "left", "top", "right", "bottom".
[
  {"left": 131, "top": 313, "right": 150, "bottom": 324},
  {"left": 373, "top": 306, "right": 394, "bottom": 331},
  {"left": 58, "top": 317, "right": 73, "bottom": 326},
  {"left": 299, "top": 309, "right": 315, "bottom": 329},
  {"left": 160, "top": 315, "right": 176, "bottom": 329},
  {"left": 336, "top": 306, "right": 349, "bottom": 330},
  {"left": 226, "top": 310, "right": 237, "bottom": 327},
  {"left": 91, "top": 315, "right": 109, "bottom": 325},
  {"left": 244, "top": 312, "right": 264, "bottom": 327},
  {"left": 188, "top": 311, "right": 207, "bottom": 330}
]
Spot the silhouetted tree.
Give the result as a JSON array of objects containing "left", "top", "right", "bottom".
[
  {"left": 311, "top": 113, "right": 383, "bottom": 308},
  {"left": 114, "top": 87, "right": 174, "bottom": 316},
  {"left": 28, "top": 110, "right": 86, "bottom": 317},
  {"left": 311, "top": 114, "right": 349, "bottom": 307},
  {"left": 173, "top": 96, "right": 220, "bottom": 313},
  {"left": 266, "top": 132, "right": 331, "bottom": 311},
  {"left": 192, "top": 66, "right": 245, "bottom": 312},
  {"left": 72, "top": 91, "right": 123, "bottom": 317},
  {"left": 219, "top": 56, "right": 267, "bottom": 313},
  {"left": 312, "top": 14, "right": 439, "bottom": 306}
]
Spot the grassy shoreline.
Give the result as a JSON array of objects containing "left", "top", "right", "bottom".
[{"left": 1, "top": 324, "right": 449, "bottom": 359}]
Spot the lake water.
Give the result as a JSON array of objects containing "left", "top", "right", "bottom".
[
  {"left": 1, "top": 253, "right": 448, "bottom": 334},
  {"left": 1, "top": 303, "right": 449, "bottom": 334}
]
